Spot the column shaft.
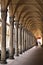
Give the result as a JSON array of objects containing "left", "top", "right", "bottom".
[
  {"left": 19, "top": 24, "right": 22, "bottom": 54},
  {"left": 28, "top": 34, "right": 30, "bottom": 49},
  {"left": 24, "top": 29, "right": 26, "bottom": 51},
  {"left": 22, "top": 28, "right": 24, "bottom": 52},
  {"left": 15, "top": 22, "right": 19, "bottom": 56},
  {"left": 1, "top": 10, "right": 7, "bottom": 64},
  {"left": 9, "top": 17, "right": 14, "bottom": 59},
  {"left": 27, "top": 33, "right": 29, "bottom": 49},
  {"left": 26, "top": 31, "right": 28, "bottom": 50}
]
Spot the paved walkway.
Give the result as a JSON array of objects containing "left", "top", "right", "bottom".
[{"left": 0, "top": 46, "right": 43, "bottom": 65}]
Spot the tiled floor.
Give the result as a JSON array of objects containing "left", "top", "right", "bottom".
[{"left": 0, "top": 46, "right": 43, "bottom": 65}]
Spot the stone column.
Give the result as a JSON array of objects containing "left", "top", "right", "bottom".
[
  {"left": 29, "top": 34, "right": 32, "bottom": 48},
  {"left": 32, "top": 36, "right": 35, "bottom": 46},
  {"left": 30, "top": 35, "right": 32, "bottom": 47},
  {"left": 26, "top": 31, "right": 28, "bottom": 50},
  {"left": 25, "top": 30, "right": 27, "bottom": 50},
  {"left": 14, "top": 22, "right": 19, "bottom": 56},
  {"left": 24, "top": 28, "right": 26, "bottom": 51},
  {"left": 18, "top": 24, "right": 22, "bottom": 54},
  {"left": 28, "top": 33, "right": 30, "bottom": 49},
  {"left": 22, "top": 28, "right": 24, "bottom": 52},
  {"left": 31, "top": 36, "right": 33, "bottom": 47},
  {"left": 9, "top": 16, "right": 14, "bottom": 59},
  {"left": 29, "top": 32, "right": 31, "bottom": 48},
  {"left": 1, "top": 9, "right": 7, "bottom": 64},
  {"left": 27, "top": 32, "right": 29, "bottom": 49}
]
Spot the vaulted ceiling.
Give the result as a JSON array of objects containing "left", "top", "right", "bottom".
[{"left": 0, "top": 0, "right": 43, "bottom": 38}]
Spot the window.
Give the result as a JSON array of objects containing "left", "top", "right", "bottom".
[
  {"left": 6, "top": 25, "right": 10, "bottom": 48},
  {"left": 6, "top": 6, "right": 10, "bottom": 24},
  {"left": 6, "top": 6, "right": 10, "bottom": 48}
]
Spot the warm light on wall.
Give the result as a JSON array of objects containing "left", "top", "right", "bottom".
[
  {"left": 32, "top": 29, "right": 42, "bottom": 38},
  {"left": 32, "top": 29, "right": 42, "bottom": 45},
  {"left": 37, "top": 37, "right": 42, "bottom": 45}
]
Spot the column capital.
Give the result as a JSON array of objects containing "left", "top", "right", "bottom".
[
  {"left": 14, "top": 21, "right": 19, "bottom": 24},
  {"left": 23, "top": 27, "right": 26, "bottom": 31},
  {"left": 9, "top": 16, "right": 14, "bottom": 29},
  {"left": 14, "top": 22, "right": 19, "bottom": 28},
  {"left": 1, "top": 9, "right": 8, "bottom": 13},
  {"left": 18, "top": 23, "right": 22, "bottom": 29},
  {"left": 1, "top": 9, "right": 8, "bottom": 20},
  {"left": 9, "top": 16, "right": 14, "bottom": 23}
]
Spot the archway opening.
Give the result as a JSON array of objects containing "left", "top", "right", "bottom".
[{"left": 37, "top": 37, "right": 42, "bottom": 46}]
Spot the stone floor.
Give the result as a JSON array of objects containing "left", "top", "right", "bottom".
[{"left": 0, "top": 46, "right": 43, "bottom": 65}]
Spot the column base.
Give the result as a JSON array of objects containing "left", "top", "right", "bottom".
[
  {"left": 0, "top": 60, "right": 7, "bottom": 64},
  {"left": 19, "top": 51, "right": 22, "bottom": 54},
  {"left": 23, "top": 50, "right": 25, "bottom": 52},
  {"left": 24, "top": 49, "right": 25, "bottom": 51},
  {"left": 9, "top": 56, "right": 14, "bottom": 59},
  {"left": 25, "top": 48, "right": 26, "bottom": 51},
  {"left": 15, "top": 53, "right": 19, "bottom": 56},
  {"left": 23, "top": 49, "right": 25, "bottom": 52}
]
